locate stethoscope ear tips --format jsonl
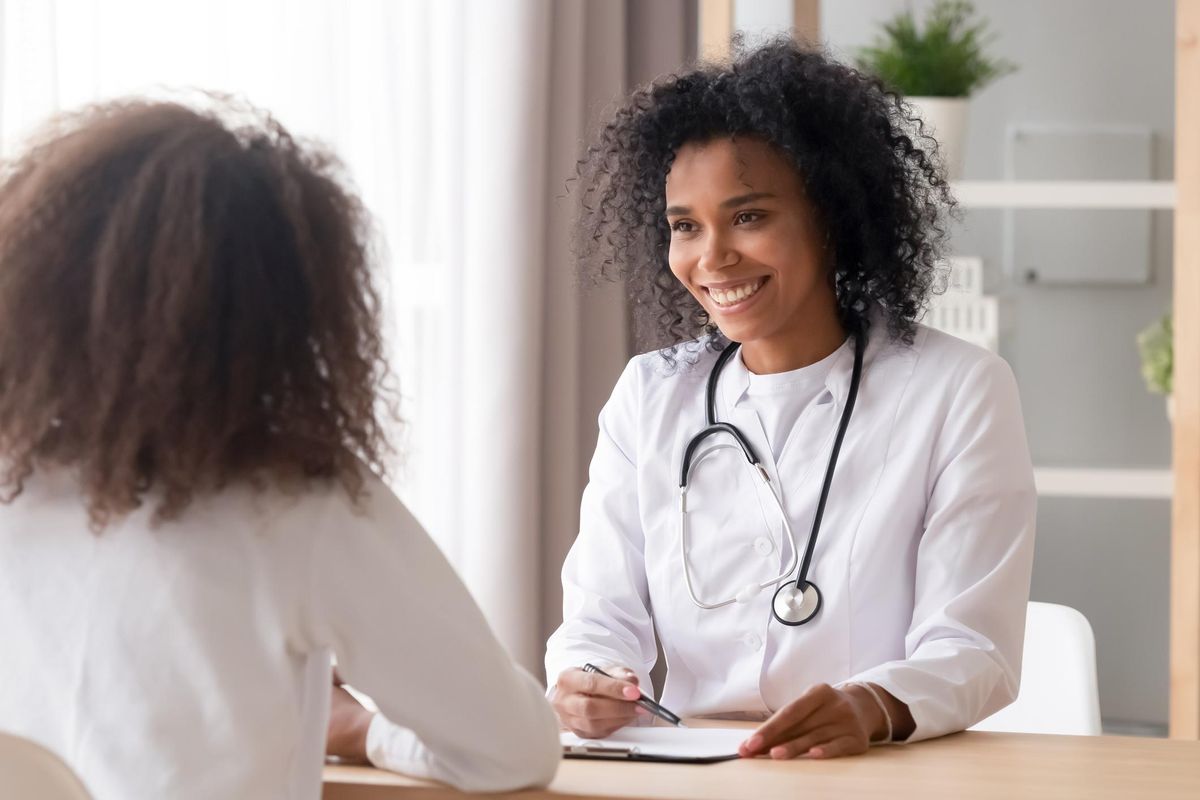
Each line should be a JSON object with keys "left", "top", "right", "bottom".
{"left": 772, "top": 580, "right": 822, "bottom": 626}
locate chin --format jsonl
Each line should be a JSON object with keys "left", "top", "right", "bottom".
{"left": 713, "top": 323, "right": 760, "bottom": 344}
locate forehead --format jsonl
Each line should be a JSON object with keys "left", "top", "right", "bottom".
{"left": 665, "top": 137, "right": 799, "bottom": 198}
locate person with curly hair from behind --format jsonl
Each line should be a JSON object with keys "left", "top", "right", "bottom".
{"left": 0, "top": 100, "right": 559, "bottom": 799}
{"left": 546, "top": 38, "right": 1036, "bottom": 758}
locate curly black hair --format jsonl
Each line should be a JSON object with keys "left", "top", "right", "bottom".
{"left": 573, "top": 36, "right": 954, "bottom": 361}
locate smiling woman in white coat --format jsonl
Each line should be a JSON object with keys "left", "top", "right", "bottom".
{"left": 545, "top": 39, "right": 1036, "bottom": 760}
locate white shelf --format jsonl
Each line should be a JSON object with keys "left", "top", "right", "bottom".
{"left": 952, "top": 181, "right": 1176, "bottom": 209}
{"left": 1034, "top": 467, "right": 1172, "bottom": 499}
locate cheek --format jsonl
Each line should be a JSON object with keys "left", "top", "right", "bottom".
{"left": 667, "top": 244, "right": 693, "bottom": 286}
{"left": 761, "top": 239, "right": 826, "bottom": 288}
{"left": 667, "top": 253, "right": 709, "bottom": 306}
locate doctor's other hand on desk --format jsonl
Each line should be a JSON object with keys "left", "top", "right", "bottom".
{"left": 738, "top": 682, "right": 914, "bottom": 759}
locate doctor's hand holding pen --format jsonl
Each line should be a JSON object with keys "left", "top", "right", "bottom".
{"left": 551, "top": 666, "right": 654, "bottom": 737}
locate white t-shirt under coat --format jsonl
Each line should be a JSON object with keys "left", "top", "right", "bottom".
{"left": 742, "top": 340, "right": 844, "bottom": 463}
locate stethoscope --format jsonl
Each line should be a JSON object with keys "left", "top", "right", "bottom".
{"left": 677, "top": 331, "right": 865, "bottom": 626}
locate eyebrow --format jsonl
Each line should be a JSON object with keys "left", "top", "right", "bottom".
{"left": 664, "top": 192, "right": 777, "bottom": 216}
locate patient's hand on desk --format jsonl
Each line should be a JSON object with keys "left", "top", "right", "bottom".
{"left": 738, "top": 682, "right": 914, "bottom": 760}
{"left": 326, "top": 671, "right": 374, "bottom": 763}
{"left": 552, "top": 666, "right": 648, "bottom": 738}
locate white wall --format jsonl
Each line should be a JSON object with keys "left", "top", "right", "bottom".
{"left": 819, "top": 0, "right": 1175, "bottom": 733}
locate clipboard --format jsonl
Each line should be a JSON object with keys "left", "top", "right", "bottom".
{"left": 560, "top": 728, "right": 746, "bottom": 764}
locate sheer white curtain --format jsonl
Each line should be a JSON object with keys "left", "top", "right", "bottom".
{"left": 0, "top": 0, "right": 632, "bottom": 671}
{"left": 0, "top": 0, "right": 464, "bottom": 551}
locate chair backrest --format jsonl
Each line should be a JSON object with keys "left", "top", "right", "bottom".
{"left": 0, "top": 733, "right": 92, "bottom": 800}
{"left": 971, "top": 601, "right": 1102, "bottom": 735}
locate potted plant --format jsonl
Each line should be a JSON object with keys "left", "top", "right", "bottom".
{"left": 856, "top": 0, "right": 1016, "bottom": 179}
{"left": 1138, "top": 313, "right": 1174, "bottom": 421}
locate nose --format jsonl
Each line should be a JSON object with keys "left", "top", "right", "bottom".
{"left": 697, "top": 229, "right": 739, "bottom": 273}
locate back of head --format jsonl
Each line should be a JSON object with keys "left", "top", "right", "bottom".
{"left": 0, "top": 99, "right": 391, "bottom": 526}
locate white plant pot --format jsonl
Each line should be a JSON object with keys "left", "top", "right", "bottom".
{"left": 906, "top": 96, "right": 969, "bottom": 180}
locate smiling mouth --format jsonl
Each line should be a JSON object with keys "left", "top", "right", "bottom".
{"left": 706, "top": 278, "right": 766, "bottom": 308}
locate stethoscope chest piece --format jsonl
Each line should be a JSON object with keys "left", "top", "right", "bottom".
{"left": 772, "top": 580, "right": 822, "bottom": 626}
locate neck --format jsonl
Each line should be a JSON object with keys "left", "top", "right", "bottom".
{"left": 739, "top": 316, "right": 847, "bottom": 375}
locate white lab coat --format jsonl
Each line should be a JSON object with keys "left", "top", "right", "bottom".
{"left": 545, "top": 323, "right": 1036, "bottom": 741}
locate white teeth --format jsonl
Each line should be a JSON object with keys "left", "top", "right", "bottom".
{"left": 710, "top": 280, "right": 762, "bottom": 307}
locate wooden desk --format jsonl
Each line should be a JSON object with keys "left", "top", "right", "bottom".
{"left": 324, "top": 729, "right": 1200, "bottom": 800}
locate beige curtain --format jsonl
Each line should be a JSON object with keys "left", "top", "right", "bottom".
{"left": 458, "top": 0, "right": 695, "bottom": 675}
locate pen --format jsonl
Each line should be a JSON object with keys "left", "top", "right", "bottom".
{"left": 582, "top": 662, "right": 686, "bottom": 728}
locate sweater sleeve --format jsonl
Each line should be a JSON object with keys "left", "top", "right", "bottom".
{"left": 305, "top": 474, "right": 560, "bottom": 791}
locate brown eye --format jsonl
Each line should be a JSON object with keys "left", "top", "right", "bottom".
{"left": 670, "top": 220, "right": 696, "bottom": 233}
{"left": 734, "top": 211, "right": 762, "bottom": 225}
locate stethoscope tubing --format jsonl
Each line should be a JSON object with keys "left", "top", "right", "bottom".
{"left": 793, "top": 333, "right": 865, "bottom": 590}
{"left": 678, "top": 449, "right": 800, "bottom": 609}
{"left": 676, "top": 331, "right": 865, "bottom": 622}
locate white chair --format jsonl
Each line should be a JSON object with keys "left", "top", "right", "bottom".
{"left": 0, "top": 733, "right": 92, "bottom": 800}
{"left": 971, "top": 601, "right": 1103, "bottom": 735}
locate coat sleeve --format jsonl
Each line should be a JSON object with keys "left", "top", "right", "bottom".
{"left": 305, "top": 474, "right": 560, "bottom": 792}
{"left": 841, "top": 354, "right": 1037, "bottom": 741}
{"left": 544, "top": 358, "right": 659, "bottom": 694}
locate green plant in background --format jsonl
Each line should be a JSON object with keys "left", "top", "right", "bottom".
{"left": 856, "top": 0, "right": 1016, "bottom": 97}
{"left": 1137, "top": 313, "right": 1173, "bottom": 396}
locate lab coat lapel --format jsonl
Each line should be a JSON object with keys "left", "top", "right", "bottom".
{"left": 717, "top": 348, "right": 777, "bottom": 483}
{"left": 788, "top": 328, "right": 908, "bottom": 577}
{"left": 715, "top": 348, "right": 793, "bottom": 565}
{"left": 774, "top": 340, "right": 854, "bottom": 475}
{"left": 722, "top": 340, "right": 858, "bottom": 572}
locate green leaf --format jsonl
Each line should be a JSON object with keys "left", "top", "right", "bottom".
{"left": 855, "top": 0, "right": 1017, "bottom": 97}
{"left": 1137, "top": 314, "right": 1173, "bottom": 396}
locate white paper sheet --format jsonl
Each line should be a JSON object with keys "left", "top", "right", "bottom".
{"left": 561, "top": 727, "right": 748, "bottom": 760}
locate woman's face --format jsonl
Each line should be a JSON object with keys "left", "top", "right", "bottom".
{"left": 664, "top": 137, "right": 840, "bottom": 366}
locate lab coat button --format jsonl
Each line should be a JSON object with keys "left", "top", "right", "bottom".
{"left": 743, "top": 633, "right": 762, "bottom": 651}
{"left": 753, "top": 537, "right": 774, "bottom": 556}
